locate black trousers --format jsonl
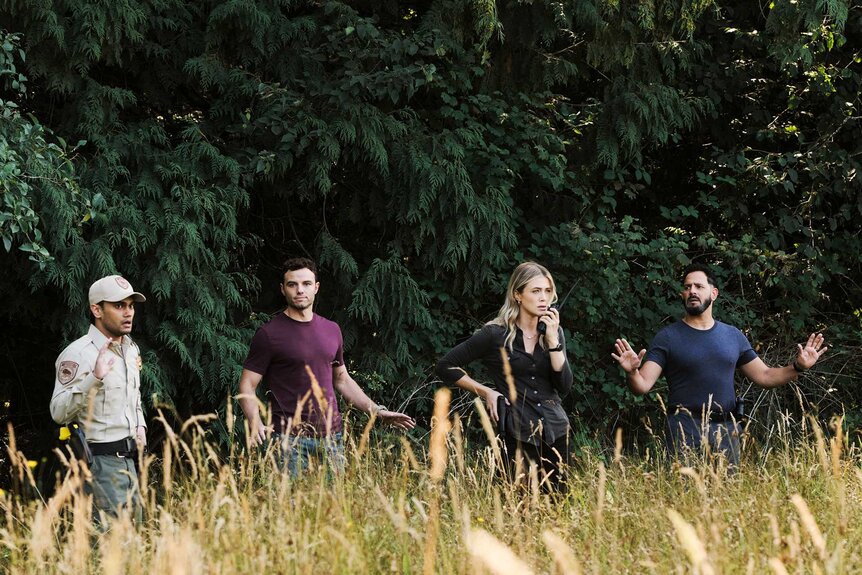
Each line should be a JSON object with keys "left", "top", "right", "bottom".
{"left": 501, "top": 433, "right": 570, "bottom": 490}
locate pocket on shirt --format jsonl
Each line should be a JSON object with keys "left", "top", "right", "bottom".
{"left": 97, "top": 381, "right": 124, "bottom": 419}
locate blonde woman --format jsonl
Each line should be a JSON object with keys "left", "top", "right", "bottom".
{"left": 436, "top": 262, "right": 573, "bottom": 487}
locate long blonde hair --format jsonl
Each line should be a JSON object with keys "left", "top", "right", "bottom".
{"left": 488, "top": 262, "right": 558, "bottom": 351}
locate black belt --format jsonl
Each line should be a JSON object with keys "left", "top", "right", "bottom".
{"left": 89, "top": 437, "right": 137, "bottom": 457}
{"left": 673, "top": 406, "right": 736, "bottom": 423}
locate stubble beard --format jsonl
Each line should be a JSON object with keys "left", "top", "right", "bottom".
{"left": 287, "top": 298, "right": 312, "bottom": 312}
{"left": 99, "top": 319, "right": 131, "bottom": 339}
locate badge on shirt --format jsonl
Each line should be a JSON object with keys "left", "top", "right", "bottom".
{"left": 58, "top": 361, "right": 79, "bottom": 385}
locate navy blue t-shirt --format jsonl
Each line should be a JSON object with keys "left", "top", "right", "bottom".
{"left": 644, "top": 320, "right": 758, "bottom": 412}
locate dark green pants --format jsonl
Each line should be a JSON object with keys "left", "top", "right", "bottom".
{"left": 87, "top": 454, "right": 142, "bottom": 525}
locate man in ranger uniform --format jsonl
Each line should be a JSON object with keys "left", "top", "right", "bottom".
{"left": 51, "top": 275, "right": 148, "bottom": 523}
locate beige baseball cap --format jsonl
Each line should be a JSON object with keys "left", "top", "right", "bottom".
{"left": 88, "top": 275, "right": 147, "bottom": 305}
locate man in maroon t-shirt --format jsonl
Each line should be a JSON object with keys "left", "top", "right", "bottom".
{"left": 239, "top": 257, "right": 415, "bottom": 474}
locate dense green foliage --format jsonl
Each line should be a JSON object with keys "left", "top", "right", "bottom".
{"left": 0, "top": 0, "right": 859, "bottom": 446}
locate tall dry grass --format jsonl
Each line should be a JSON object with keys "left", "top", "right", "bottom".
{"left": 2, "top": 399, "right": 862, "bottom": 574}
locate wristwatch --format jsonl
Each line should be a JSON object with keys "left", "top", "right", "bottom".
{"left": 548, "top": 343, "right": 564, "bottom": 352}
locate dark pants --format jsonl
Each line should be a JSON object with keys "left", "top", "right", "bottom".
{"left": 666, "top": 411, "right": 741, "bottom": 467}
{"left": 502, "top": 433, "right": 570, "bottom": 490}
{"left": 87, "top": 454, "right": 142, "bottom": 526}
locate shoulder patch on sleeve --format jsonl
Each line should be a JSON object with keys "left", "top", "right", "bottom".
{"left": 58, "top": 361, "right": 79, "bottom": 385}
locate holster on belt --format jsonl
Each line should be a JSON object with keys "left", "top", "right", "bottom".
{"left": 65, "top": 422, "right": 93, "bottom": 465}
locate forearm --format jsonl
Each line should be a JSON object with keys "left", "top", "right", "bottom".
{"left": 238, "top": 379, "right": 263, "bottom": 427}
{"left": 452, "top": 374, "right": 497, "bottom": 400}
{"left": 755, "top": 365, "right": 799, "bottom": 388}
{"left": 334, "top": 375, "right": 378, "bottom": 413}
{"left": 626, "top": 369, "right": 653, "bottom": 395}
{"left": 549, "top": 350, "right": 566, "bottom": 372}
{"left": 238, "top": 394, "right": 262, "bottom": 427}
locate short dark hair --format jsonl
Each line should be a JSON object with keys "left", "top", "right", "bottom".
{"left": 682, "top": 263, "right": 718, "bottom": 287}
{"left": 282, "top": 257, "right": 318, "bottom": 281}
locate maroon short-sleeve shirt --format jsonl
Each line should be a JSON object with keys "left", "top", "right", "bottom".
{"left": 243, "top": 313, "right": 344, "bottom": 435}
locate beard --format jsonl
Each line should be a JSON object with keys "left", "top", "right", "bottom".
{"left": 684, "top": 296, "right": 713, "bottom": 316}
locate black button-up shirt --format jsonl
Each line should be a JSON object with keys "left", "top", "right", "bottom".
{"left": 436, "top": 323, "right": 572, "bottom": 446}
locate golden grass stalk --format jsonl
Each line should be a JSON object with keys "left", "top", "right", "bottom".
{"left": 790, "top": 493, "right": 827, "bottom": 560}
{"left": 423, "top": 387, "right": 451, "bottom": 575}
{"left": 809, "top": 416, "right": 830, "bottom": 475}
{"left": 356, "top": 409, "right": 377, "bottom": 460}
{"left": 467, "top": 528, "right": 535, "bottom": 575}
{"left": 529, "top": 460, "right": 540, "bottom": 505}
{"left": 100, "top": 519, "right": 130, "bottom": 575}
{"left": 429, "top": 387, "right": 452, "bottom": 482}
{"left": 473, "top": 397, "right": 503, "bottom": 473}
{"left": 5, "top": 424, "right": 38, "bottom": 491}
{"left": 163, "top": 436, "right": 173, "bottom": 498}
{"left": 613, "top": 427, "right": 623, "bottom": 467}
{"left": 422, "top": 490, "right": 442, "bottom": 575}
{"left": 66, "top": 484, "right": 92, "bottom": 573}
{"left": 151, "top": 512, "right": 203, "bottom": 575}
{"left": 829, "top": 415, "right": 844, "bottom": 478}
{"left": 542, "top": 530, "right": 584, "bottom": 575}
{"left": 678, "top": 466, "right": 707, "bottom": 498}
{"left": 666, "top": 508, "right": 714, "bottom": 575}
{"left": 305, "top": 364, "right": 333, "bottom": 434}
{"left": 768, "top": 557, "right": 790, "bottom": 575}
{"left": 28, "top": 468, "right": 81, "bottom": 565}
{"left": 226, "top": 393, "right": 235, "bottom": 447}
{"left": 399, "top": 436, "right": 420, "bottom": 471}
{"left": 499, "top": 347, "right": 517, "bottom": 403}
{"left": 452, "top": 413, "right": 466, "bottom": 475}
{"left": 595, "top": 461, "right": 606, "bottom": 526}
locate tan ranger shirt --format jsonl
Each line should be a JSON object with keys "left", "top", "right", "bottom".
{"left": 50, "top": 325, "right": 146, "bottom": 442}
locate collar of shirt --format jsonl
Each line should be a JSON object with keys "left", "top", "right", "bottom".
{"left": 86, "top": 324, "right": 130, "bottom": 354}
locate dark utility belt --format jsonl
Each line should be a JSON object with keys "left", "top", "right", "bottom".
{"left": 672, "top": 406, "right": 738, "bottom": 423}
{"left": 88, "top": 437, "right": 137, "bottom": 457}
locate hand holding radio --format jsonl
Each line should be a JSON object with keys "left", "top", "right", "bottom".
{"left": 537, "top": 304, "right": 560, "bottom": 346}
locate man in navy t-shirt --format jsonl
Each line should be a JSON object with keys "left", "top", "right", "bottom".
{"left": 612, "top": 263, "right": 827, "bottom": 465}
{"left": 238, "top": 257, "right": 415, "bottom": 475}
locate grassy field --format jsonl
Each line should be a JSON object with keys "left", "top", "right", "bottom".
{"left": 2, "top": 394, "right": 860, "bottom": 574}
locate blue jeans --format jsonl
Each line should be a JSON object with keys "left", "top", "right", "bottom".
{"left": 666, "top": 412, "right": 741, "bottom": 467}
{"left": 272, "top": 432, "right": 345, "bottom": 477}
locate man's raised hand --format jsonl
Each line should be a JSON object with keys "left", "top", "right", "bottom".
{"left": 611, "top": 338, "right": 646, "bottom": 374}
{"left": 93, "top": 340, "right": 116, "bottom": 380}
{"left": 796, "top": 332, "right": 828, "bottom": 371}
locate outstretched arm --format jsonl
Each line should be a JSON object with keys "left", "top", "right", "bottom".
{"left": 333, "top": 365, "right": 415, "bottom": 430}
{"left": 611, "top": 338, "right": 663, "bottom": 395}
{"left": 740, "top": 332, "right": 827, "bottom": 388}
